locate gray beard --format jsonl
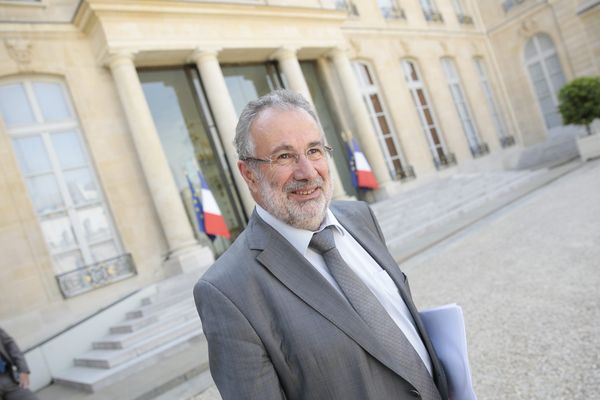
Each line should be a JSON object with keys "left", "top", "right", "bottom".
{"left": 257, "top": 173, "right": 332, "bottom": 231}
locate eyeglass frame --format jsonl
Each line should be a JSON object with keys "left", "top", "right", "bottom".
{"left": 240, "top": 143, "right": 333, "bottom": 168}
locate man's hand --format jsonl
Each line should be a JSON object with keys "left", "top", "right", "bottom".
{"left": 19, "top": 372, "right": 30, "bottom": 389}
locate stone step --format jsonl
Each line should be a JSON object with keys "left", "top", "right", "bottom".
{"left": 93, "top": 303, "right": 197, "bottom": 350}
{"left": 127, "top": 290, "right": 192, "bottom": 319}
{"left": 110, "top": 297, "right": 195, "bottom": 334}
{"left": 52, "top": 329, "right": 206, "bottom": 393}
{"left": 75, "top": 319, "right": 200, "bottom": 369}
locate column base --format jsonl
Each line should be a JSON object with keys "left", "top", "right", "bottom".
{"left": 163, "top": 244, "right": 215, "bottom": 277}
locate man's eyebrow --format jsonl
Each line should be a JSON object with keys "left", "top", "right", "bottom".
{"left": 269, "top": 141, "right": 323, "bottom": 154}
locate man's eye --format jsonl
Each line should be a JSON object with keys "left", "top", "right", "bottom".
{"left": 276, "top": 153, "right": 293, "bottom": 160}
{"left": 307, "top": 147, "right": 323, "bottom": 156}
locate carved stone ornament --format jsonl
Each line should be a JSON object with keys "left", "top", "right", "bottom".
{"left": 518, "top": 19, "right": 538, "bottom": 37}
{"left": 397, "top": 40, "right": 411, "bottom": 55}
{"left": 4, "top": 39, "right": 33, "bottom": 64}
{"left": 439, "top": 40, "right": 449, "bottom": 54}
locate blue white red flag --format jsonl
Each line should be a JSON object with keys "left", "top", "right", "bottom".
{"left": 346, "top": 137, "right": 379, "bottom": 189}
{"left": 197, "top": 171, "right": 231, "bottom": 240}
{"left": 186, "top": 174, "right": 206, "bottom": 236}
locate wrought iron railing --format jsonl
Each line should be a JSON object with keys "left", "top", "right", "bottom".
{"left": 423, "top": 10, "right": 444, "bottom": 22}
{"left": 56, "top": 253, "right": 136, "bottom": 298}
{"left": 457, "top": 13, "right": 474, "bottom": 24}
{"left": 470, "top": 142, "right": 490, "bottom": 158}
{"left": 500, "top": 135, "right": 516, "bottom": 148}
{"left": 396, "top": 164, "right": 416, "bottom": 180}
{"left": 335, "top": 0, "right": 359, "bottom": 16}
{"left": 381, "top": 6, "right": 406, "bottom": 20}
{"left": 434, "top": 152, "right": 457, "bottom": 169}
{"left": 502, "top": 0, "right": 526, "bottom": 13}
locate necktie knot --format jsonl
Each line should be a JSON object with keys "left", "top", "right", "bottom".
{"left": 309, "top": 226, "right": 336, "bottom": 254}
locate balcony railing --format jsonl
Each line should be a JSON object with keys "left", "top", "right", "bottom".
{"left": 457, "top": 13, "right": 473, "bottom": 24}
{"left": 502, "top": 0, "right": 526, "bottom": 13}
{"left": 56, "top": 253, "right": 136, "bottom": 298}
{"left": 335, "top": 0, "right": 359, "bottom": 16}
{"left": 500, "top": 135, "right": 516, "bottom": 148}
{"left": 434, "top": 152, "right": 457, "bottom": 170}
{"left": 470, "top": 142, "right": 490, "bottom": 158}
{"left": 380, "top": 6, "right": 406, "bottom": 20}
{"left": 423, "top": 10, "right": 444, "bottom": 22}
{"left": 396, "top": 164, "right": 416, "bottom": 180}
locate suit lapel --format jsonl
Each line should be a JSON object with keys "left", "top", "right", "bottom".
{"left": 334, "top": 204, "right": 449, "bottom": 399}
{"left": 246, "top": 211, "right": 423, "bottom": 388}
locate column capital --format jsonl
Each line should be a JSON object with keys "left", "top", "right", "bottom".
{"left": 105, "top": 50, "right": 137, "bottom": 69}
{"left": 188, "top": 47, "right": 223, "bottom": 64}
{"left": 270, "top": 46, "right": 299, "bottom": 62}
{"left": 325, "top": 46, "right": 354, "bottom": 61}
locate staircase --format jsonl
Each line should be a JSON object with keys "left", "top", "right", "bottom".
{"left": 50, "top": 271, "right": 209, "bottom": 396}
{"left": 371, "top": 167, "right": 574, "bottom": 262}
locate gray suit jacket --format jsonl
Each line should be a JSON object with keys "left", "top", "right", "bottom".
{"left": 194, "top": 201, "right": 448, "bottom": 400}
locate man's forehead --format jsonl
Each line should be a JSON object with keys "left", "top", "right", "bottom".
{"left": 251, "top": 107, "right": 321, "bottom": 145}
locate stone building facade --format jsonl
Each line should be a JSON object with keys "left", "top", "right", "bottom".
{"left": 0, "top": 0, "right": 597, "bottom": 350}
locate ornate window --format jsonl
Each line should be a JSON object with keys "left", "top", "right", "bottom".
{"left": 353, "top": 62, "right": 414, "bottom": 180}
{"left": 378, "top": 0, "right": 405, "bottom": 19}
{"left": 524, "top": 33, "right": 567, "bottom": 129}
{"left": 401, "top": 59, "right": 455, "bottom": 169}
{"left": 0, "top": 78, "right": 131, "bottom": 297}
{"left": 473, "top": 57, "right": 514, "bottom": 148}
{"left": 440, "top": 57, "right": 488, "bottom": 157}
{"left": 420, "top": 0, "right": 443, "bottom": 22}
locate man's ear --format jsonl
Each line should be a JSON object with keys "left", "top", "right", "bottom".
{"left": 238, "top": 160, "right": 259, "bottom": 193}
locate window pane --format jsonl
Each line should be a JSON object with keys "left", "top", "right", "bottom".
{"left": 13, "top": 136, "right": 51, "bottom": 174}
{"left": 417, "top": 89, "right": 427, "bottom": 106}
{"left": 64, "top": 168, "right": 99, "bottom": 206}
{"left": 361, "top": 64, "right": 374, "bottom": 85}
{"left": 53, "top": 250, "right": 84, "bottom": 274}
{"left": 423, "top": 108, "right": 434, "bottom": 125}
{"left": 537, "top": 34, "right": 554, "bottom": 52}
{"left": 27, "top": 174, "right": 64, "bottom": 214}
{"left": 377, "top": 115, "right": 390, "bottom": 134}
{"left": 430, "top": 127, "right": 441, "bottom": 145}
{"left": 524, "top": 40, "right": 537, "bottom": 61}
{"left": 90, "top": 240, "right": 119, "bottom": 263}
{"left": 33, "top": 82, "right": 71, "bottom": 122}
{"left": 370, "top": 94, "right": 383, "bottom": 113}
{"left": 385, "top": 137, "right": 398, "bottom": 156}
{"left": 392, "top": 159, "right": 403, "bottom": 173}
{"left": 79, "top": 206, "right": 111, "bottom": 243}
{"left": 51, "top": 131, "right": 86, "bottom": 169}
{"left": 40, "top": 215, "right": 77, "bottom": 253}
{"left": 0, "top": 83, "right": 35, "bottom": 127}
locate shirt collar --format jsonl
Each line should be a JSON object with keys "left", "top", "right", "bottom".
{"left": 255, "top": 204, "right": 344, "bottom": 256}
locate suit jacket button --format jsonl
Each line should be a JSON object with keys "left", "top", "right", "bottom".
{"left": 410, "top": 389, "right": 420, "bottom": 398}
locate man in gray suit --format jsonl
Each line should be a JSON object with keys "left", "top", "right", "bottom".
{"left": 0, "top": 327, "right": 38, "bottom": 400}
{"left": 194, "top": 89, "right": 448, "bottom": 400}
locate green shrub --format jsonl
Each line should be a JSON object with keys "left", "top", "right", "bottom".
{"left": 558, "top": 76, "right": 600, "bottom": 136}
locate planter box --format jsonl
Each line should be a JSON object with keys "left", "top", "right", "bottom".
{"left": 576, "top": 133, "right": 600, "bottom": 161}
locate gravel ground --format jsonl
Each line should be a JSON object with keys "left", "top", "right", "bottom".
{"left": 403, "top": 160, "right": 600, "bottom": 399}
{"left": 192, "top": 160, "right": 600, "bottom": 400}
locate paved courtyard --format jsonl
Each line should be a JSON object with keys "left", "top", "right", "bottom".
{"left": 402, "top": 159, "right": 600, "bottom": 399}
{"left": 193, "top": 160, "right": 600, "bottom": 400}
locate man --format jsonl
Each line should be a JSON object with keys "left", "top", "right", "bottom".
{"left": 194, "top": 89, "right": 448, "bottom": 400}
{"left": 0, "top": 328, "right": 38, "bottom": 400}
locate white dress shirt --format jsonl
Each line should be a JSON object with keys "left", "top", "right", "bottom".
{"left": 256, "top": 205, "right": 433, "bottom": 375}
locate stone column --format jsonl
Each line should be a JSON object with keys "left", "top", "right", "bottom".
{"left": 271, "top": 46, "right": 314, "bottom": 104}
{"left": 189, "top": 49, "right": 255, "bottom": 216}
{"left": 328, "top": 48, "right": 393, "bottom": 192}
{"left": 272, "top": 47, "right": 348, "bottom": 199}
{"left": 107, "top": 52, "right": 213, "bottom": 274}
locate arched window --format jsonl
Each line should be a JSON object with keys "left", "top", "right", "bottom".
{"left": 401, "top": 59, "right": 455, "bottom": 169}
{"left": 524, "top": 33, "right": 567, "bottom": 129}
{"left": 352, "top": 61, "right": 413, "bottom": 179}
{"left": 473, "top": 57, "right": 514, "bottom": 147}
{"left": 440, "top": 57, "right": 488, "bottom": 157}
{"left": 0, "top": 77, "right": 129, "bottom": 296}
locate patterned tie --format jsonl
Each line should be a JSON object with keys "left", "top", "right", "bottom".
{"left": 310, "top": 227, "right": 441, "bottom": 400}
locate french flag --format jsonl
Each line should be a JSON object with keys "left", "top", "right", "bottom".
{"left": 346, "top": 138, "right": 379, "bottom": 189}
{"left": 198, "top": 171, "right": 231, "bottom": 240}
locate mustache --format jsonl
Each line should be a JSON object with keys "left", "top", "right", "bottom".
{"left": 284, "top": 177, "right": 324, "bottom": 193}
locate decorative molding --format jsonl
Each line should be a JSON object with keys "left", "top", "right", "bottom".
{"left": 397, "top": 40, "right": 411, "bottom": 56}
{"left": 4, "top": 39, "right": 33, "bottom": 65}
{"left": 518, "top": 19, "right": 538, "bottom": 37}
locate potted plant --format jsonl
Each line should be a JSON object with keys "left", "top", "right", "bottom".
{"left": 558, "top": 76, "right": 600, "bottom": 161}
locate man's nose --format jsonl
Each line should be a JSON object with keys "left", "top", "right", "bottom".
{"left": 292, "top": 154, "right": 318, "bottom": 180}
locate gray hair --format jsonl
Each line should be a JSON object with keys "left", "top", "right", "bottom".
{"left": 234, "top": 89, "right": 321, "bottom": 160}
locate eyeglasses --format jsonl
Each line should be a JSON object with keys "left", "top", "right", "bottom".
{"left": 241, "top": 144, "right": 333, "bottom": 167}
